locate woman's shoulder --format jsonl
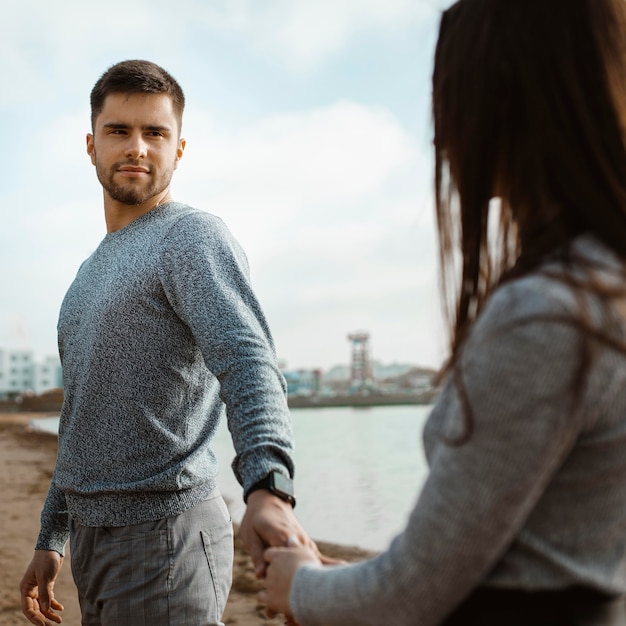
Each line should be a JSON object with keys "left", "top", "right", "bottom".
{"left": 484, "top": 271, "right": 574, "bottom": 326}
{"left": 486, "top": 235, "right": 625, "bottom": 324}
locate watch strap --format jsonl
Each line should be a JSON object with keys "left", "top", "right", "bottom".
{"left": 244, "top": 470, "right": 296, "bottom": 508}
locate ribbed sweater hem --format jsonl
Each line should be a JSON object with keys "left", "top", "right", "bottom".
{"left": 65, "top": 480, "right": 218, "bottom": 527}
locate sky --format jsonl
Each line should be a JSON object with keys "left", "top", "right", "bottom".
{"left": 0, "top": 0, "right": 453, "bottom": 373}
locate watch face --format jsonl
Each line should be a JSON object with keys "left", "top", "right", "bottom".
{"left": 272, "top": 471, "right": 295, "bottom": 498}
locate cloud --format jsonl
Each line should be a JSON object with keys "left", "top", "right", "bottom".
{"left": 177, "top": 99, "right": 419, "bottom": 258}
{"left": 0, "top": 0, "right": 440, "bottom": 101}
{"left": 170, "top": 99, "right": 441, "bottom": 369}
{"left": 200, "top": 0, "right": 436, "bottom": 71}
{"left": 0, "top": 0, "right": 447, "bottom": 370}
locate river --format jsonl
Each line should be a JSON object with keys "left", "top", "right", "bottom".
{"left": 30, "top": 404, "right": 432, "bottom": 551}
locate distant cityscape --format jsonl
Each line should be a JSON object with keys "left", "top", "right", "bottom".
{"left": 0, "top": 331, "right": 439, "bottom": 410}
{"left": 281, "top": 332, "right": 438, "bottom": 406}
{"left": 282, "top": 361, "right": 437, "bottom": 408}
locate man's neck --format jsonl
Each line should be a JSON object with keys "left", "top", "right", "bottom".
{"left": 104, "top": 190, "right": 173, "bottom": 233}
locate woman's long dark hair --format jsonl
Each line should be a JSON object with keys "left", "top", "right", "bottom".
{"left": 433, "top": 0, "right": 626, "bottom": 439}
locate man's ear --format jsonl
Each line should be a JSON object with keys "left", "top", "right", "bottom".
{"left": 174, "top": 138, "right": 186, "bottom": 168}
{"left": 86, "top": 133, "right": 96, "bottom": 165}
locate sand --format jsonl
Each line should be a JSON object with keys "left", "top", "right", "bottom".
{"left": 0, "top": 413, "right": 374, "bottom": 626}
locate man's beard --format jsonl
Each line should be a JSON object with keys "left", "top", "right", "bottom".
{"left": 96, "top": 160, "right": 175, "bottom": 206}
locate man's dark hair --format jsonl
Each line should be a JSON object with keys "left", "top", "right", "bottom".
{"left": 90, "top": 60, "right": 185, "bottom": 133}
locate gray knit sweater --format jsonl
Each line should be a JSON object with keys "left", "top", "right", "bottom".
{"left": 36, "top": 202, "right": 294, "bottom": 555}
{"left": 291, "top": 236, "right": 626, "bottom": 625}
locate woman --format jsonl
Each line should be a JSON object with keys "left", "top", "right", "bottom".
{"left": 260, "top": 0, "right": 626, "bottom": 624}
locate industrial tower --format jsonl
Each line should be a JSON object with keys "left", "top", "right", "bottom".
{"left": 347, "top": 331, "right": 372, "bottom": 390}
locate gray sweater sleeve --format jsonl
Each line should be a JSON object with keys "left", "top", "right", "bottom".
{"left": 35, "top": 480, "right": 69, "bottom": 555}
{"left": 290, "top": 282, "right": 589, "bottom": 625}
{"left": 158, "top": 212, "right": 294, "bottom": 489}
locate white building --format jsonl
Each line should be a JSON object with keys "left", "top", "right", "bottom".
{"left": 0, "top": 349, "right": 34, "bottom": 396}
{"left": 32, "top": 355, "right": 63, "bottom": 394}
{"left": 0, "top": 349, "right": 62, "bottom": 396}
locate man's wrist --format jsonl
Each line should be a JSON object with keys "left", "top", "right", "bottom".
{"left": 245, "top": 470, "right": 296, "bottom": 508}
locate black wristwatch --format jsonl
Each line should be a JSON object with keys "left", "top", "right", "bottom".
{"left": 245, "top": 470, "right": 296, "bottom": 508}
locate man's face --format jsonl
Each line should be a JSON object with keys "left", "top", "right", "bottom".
{"left": 87, "top": 93, "right": 184, "bottom": 207}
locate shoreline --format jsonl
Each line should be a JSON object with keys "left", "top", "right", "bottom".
{"left": 0, "top": 413, "right": 375, "bottom": 626}
{"left": 3, "top": 388, "right": 439, "bottom": 414}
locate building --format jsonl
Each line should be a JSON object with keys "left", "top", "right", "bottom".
{"left": 32, "top": 355, "right": 63, "bottom": 395}
{"left": 0, "top": 349, "right": 34, "bottom": 396}
{"left": 282, "top": 368, "right": 322, "bottom": 397}
{"left": 0, "top": 348, "right": 62, "bottom": 397}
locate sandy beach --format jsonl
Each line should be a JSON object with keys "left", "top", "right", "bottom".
{"left": 0, "top": 412, "right": 374, "bottom": 626}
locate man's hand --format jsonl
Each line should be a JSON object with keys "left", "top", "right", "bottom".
{"left": 19, "top": 550, "right": 65, "bottom": 625}
{"left": 239, "top": 490, "right": 318, "bottom": 578}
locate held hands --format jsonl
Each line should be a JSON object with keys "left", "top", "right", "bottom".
{"left": 259, "top": 538, "right": 321, "bottom": 623}
{"left": 240, "top": 492, "right": 345, "bottom": 623}
{"left": 19, "top": 550, "right": 64, "bottom": 625}
{"left": 239, "top": 490, "right": 320, "bottom": 624}
{"left": 239, "top": 490, "right": 319, "bottom": 577}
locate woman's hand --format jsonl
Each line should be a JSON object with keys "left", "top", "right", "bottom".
{"left": 259, "top": 538, "right": 321, "bottom": 622}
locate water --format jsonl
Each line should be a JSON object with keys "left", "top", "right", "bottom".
{"left": 30, "top": 404, "right": 432, "bottom": 551}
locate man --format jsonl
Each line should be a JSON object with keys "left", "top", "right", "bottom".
{"left": 19, "top": 59, "right": 312, "bottom": 626}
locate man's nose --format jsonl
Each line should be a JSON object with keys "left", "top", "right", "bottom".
{"left": 125, "top": 135, "right": 148, "bottom": 159}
